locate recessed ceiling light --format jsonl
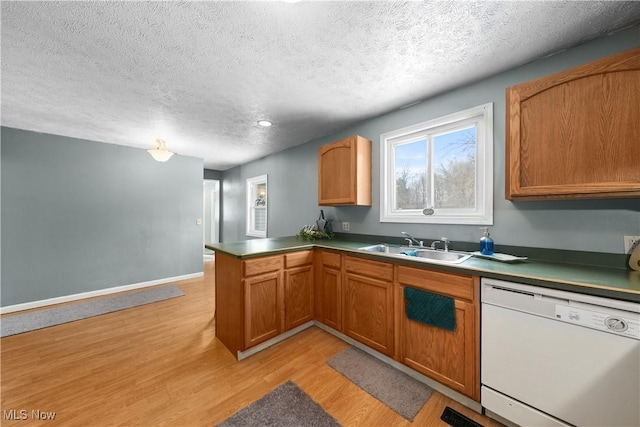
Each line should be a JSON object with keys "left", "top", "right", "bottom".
{"left": 258, "top": 120, "right": 273, "bottom": 127}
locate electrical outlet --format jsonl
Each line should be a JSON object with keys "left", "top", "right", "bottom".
{"left": 342, "top": 222, "right": 350, "bottom": 232}
{"left": 624, "top": 236, "right": 640, "bottom": 254}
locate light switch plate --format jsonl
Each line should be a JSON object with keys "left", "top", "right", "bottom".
{"left": 196, "top": 218, "right": 202, "bottom": 225}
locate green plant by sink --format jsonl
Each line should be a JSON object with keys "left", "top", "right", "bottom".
{"left": 296, "top": 226, "right": 335, "bottom": 241}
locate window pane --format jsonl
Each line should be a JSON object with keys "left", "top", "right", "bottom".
{"left": 246, "top": 174, "right": 267, "bottom": 238}
{"left": 381, "top": 103, "right": 492, "bottom": 224}
{"left": 394, "top": 139, "right": 428, "bottom": 210}
{"left": 254, "top": 183, "right": 267, "bottom": 206}
{"left": 252, "top": 207, "right": 266, "bottom": 232}
{"left": 433, "top": 126, "right": 476, "bottom": 209}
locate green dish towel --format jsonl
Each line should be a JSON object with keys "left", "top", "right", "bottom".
{"left": 404, "top": 287, "right": 456, "bottom": 331}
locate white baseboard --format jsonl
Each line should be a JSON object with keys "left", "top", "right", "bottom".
{"left": 0, "top": 272, "right": 204, "bottom": 315}
{"left": 237, "top": 321, "right": 315, "bottom": 361}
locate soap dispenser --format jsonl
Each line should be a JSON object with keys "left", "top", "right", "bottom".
{"left": 480, "top": 227, "right": 494, "bottom": 255}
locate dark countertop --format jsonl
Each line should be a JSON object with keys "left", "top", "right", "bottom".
{"left": 206, "top": 236, "right": 640, "bottom": 303}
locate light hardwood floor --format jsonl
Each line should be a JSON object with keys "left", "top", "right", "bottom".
{"left": 1, "top": 259, "right": 503, "bottom": 427}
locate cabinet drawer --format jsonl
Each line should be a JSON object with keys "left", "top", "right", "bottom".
{"left": 243, "top": 255, "right": 284, "bottom": 277}
{"left": 397, "top": 266, "right": 474, "bottom": 301}
{"left": 345, "top": 256, "right": 393, "bottom": 282}
{"left": 321, "top": 251, "right": 342, "bottom": 269}
{"left": 285, "top": 250, "right": 313, "bottom": 268}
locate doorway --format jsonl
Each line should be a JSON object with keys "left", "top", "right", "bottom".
{"left": 203, "top": 180, "right": 220, "bottom": 260}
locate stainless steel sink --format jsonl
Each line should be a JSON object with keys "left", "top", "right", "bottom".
{"left": 358, "top": 244, "right": 471, "bottom": 264}
{"left": 414, "top": 249, "right": 471, "bottom": 263}
{"left": 358, "top": 244, "right": 410, "bottom": 255}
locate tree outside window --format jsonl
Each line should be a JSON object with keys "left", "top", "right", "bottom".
{"left": 381, "top": 103, "right": 493, "bottom": 225}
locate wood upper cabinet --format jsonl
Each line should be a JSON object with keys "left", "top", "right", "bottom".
{"left": 506, "top": 47, "right": 640, "bottom": 200}
{"left": 344, "top": 256, "right": 394, "bottom": 357}
{"left": 318, "top": 135, "right": 372, "bottom": 206}
{"left": 397, "top": 266, "right": 480, "bottom": 401}
{"left": 314, "top": 250, "right": 343, "bottom": 331}
{"left": 284, "top": 251, "right": 314, "bottom": 331}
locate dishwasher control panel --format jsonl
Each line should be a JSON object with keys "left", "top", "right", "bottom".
{"left": 555, "top": 305, "right": 640, "bottom": 339}
{"left": 482, "top": 278, "right": 640, "bottom": 341}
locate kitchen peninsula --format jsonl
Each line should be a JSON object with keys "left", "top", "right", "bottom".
{"left": 207, "top": 236, "right": 639, "bottom": 407}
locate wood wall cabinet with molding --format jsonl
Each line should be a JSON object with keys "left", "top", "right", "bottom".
{"left": 318, "top": 135, "right": 372, "bottom": 206}
{"left": 314, "top": 250, "right": 343, "bottom": 331}
{"left": 506, "top": 47, "right": 640, "bottom": 200}
{"left": 344, "top": 255, "right": 395, "bottom": 357}
{"left": 396, "top": 266, "right": 480, "bottom": 401}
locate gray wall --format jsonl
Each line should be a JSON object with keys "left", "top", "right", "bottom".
{"left": 204, "top": 169, "right": 222, "bottom": 180}
{"left": 1, "top": 127, "right": 204, "bottom": 307}
{"left": 221, "top": 26, "right": 640, "bottom": 254}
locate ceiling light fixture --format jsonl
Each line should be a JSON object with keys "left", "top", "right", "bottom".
{"left": 148, "top": 138, "right": 174, "bottom": 162}
{"left": 257, "top": 120, "right": 273, "bottom": 127}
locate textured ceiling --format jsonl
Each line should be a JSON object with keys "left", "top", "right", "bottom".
{"left": 2, "top": 1, "right": 639, "bottom": 170}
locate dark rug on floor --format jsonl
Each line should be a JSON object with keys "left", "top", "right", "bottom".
{"left": 216, "top": 381, "right": 341, "bottom": 427}
{"left": 441, "top": 406, "right": 484, "bottom": 427}
{"left": 1, "top": 285, "right": 184, "bottom": 337}
{"left": 327, "top": 346, "right": 433, "bottom": 421}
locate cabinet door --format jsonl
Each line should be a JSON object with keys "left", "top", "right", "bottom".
{"left": 284, "top": 265, "right": 313, "bottom": 331}
{"left": 318, "top": 135, "right": 372, "bottom": 206}
{"left": 244, "top": 272, "right": 282, "bottom": 349}
{"left": 316, "top": 266, "right": 342, "bottom": 331}
{"left": 344, "top": 272, "right": 394, "bottom": 356}
{"left": 506, "top": 47, "right": 640, "bottom": 200}
{"left": 400, "top": 292, "right": 478, "bottom": 400}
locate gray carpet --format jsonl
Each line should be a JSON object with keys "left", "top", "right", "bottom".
{"left": 217, "top": 381, "right": 341, "bottom": 427}
{"left": 327, "top": 346, "right": 433, "bottom": 421}
{"left": 1, "top": 285, "right": 184, "bottom": 338}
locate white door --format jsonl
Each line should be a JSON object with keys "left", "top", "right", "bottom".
{"left": 203, "top": 180, "right": 220, "bottom": 254}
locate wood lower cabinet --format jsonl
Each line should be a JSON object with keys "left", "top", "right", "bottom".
{"left": 284, "top": 251, "right": 314, "bottom": 331}
{"left": 215, "top": 250, "right": 313, "bottom": 356}
{"left": 397, "top": 266, "right": 480, "bottom": 401}
{"left": 217, "top": 247, "right": 479, "bottom": 401}
{"left": 242, "top": 255, "right": 284, "bottom": 349}
{"left": 344, "top": 256, "right": 394, "bottom": 356}
{"left": 244, "top": 270, "right": 282, "bottom": 348}
{"left": 314, "top": 250, "right": 343, "bottom": 331}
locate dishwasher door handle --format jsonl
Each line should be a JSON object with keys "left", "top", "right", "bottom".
{"left": 538, "top": 294, "right": 570, "bottom": 305}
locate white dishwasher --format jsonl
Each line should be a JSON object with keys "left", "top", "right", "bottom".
{"left": 481, "top": 278, "right": 640, "bottom": 427}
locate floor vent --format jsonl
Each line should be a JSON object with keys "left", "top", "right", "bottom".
{"left": 440, "top": 406, "right": 484, "bottom": 427}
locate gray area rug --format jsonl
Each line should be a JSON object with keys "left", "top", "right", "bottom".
{"left": 1, "top": 285, "right": 184, "bottom": 338}
{"left": 217, "top": 381, "right": 341, "bottom": 427}
{"left": 327, "top": 346, "right": 433, "bottom": 421}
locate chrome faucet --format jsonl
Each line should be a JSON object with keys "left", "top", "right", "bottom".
{"left": 431, "top": 237, "right": 450, "bottom": 251}
{"left": 401, "top": 232, "right": 423, "bottom": 247}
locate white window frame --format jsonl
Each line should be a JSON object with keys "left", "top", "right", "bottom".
{"left": 246, "top": 174, "right": 268, "bottom": 238}
{"left": 380, "top": 103, "right": 493, "bottom": 225}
